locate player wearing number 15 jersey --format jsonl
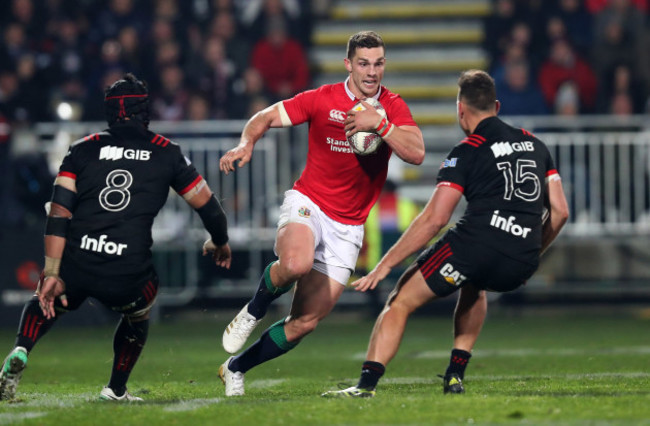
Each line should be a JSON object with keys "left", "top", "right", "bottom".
{"left": 323, "top": 70, "right": 569, "bottom": 398}
{"left": 0, "top": 73, "right": 232, "bottom": 402}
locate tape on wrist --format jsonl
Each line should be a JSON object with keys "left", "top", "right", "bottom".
{"left": 375, "top": 117, "right": 387, "bottom": 134}
{"left": 379, "top": 121, "right": 394, "bottom": 138}
{"left": 43, "top": 256, "right": 61, "bottom": 278}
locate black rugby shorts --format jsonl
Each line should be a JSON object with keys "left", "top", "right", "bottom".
{"left": 57, "top": 260, "right": 159, "bottom": 315}
{"left": 415, "top": 235, "right": 538, "bottom": 297}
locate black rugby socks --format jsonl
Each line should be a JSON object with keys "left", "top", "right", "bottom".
{"left": 229, "top": 319, "right": 297, "bottom": 373}
{"left": 108, "top": 317, "right": 149, "bottom": 396}
{"left": 445, "top": 348, "right": 472, "bottom": 379}
{"left": 357, "top": 361, "right": 386, "bottom": 390}
{"left": 15, "top": 298, "right": 58, "bottom": 352}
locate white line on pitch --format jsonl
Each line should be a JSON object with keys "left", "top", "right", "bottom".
{"left": 0, "top": 412, "right": 47, "bottom": 425}
{"left": 352, "top": 346, "right": 650, "bottom": 360}
{"left": 248, "top": 379, "right": 287, "bottom": 389}
{"left": 163, "top": 398, "right": 222, "bottom": 412}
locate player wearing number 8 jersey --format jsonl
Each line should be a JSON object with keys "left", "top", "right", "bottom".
{"left": 322, "top": 70, "right": 569, "bottom": 398}
{"left": 0, "top": 73, "right": 232, "bottom": 402}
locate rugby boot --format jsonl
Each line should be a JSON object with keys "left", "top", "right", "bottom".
{"left": 442, "top": 373, "right": 465, "bottom": 394}
{"left": 0, "top": 347, "right": 28, "bottom": 401}
{"left": 219, "top": 356, "right": 245, "bottom": 396}
{"left": 222, "top": 303, "right": 261, "bottom": 354}
{"left": 99, "top": 386, "right": 143, "bottom": 401}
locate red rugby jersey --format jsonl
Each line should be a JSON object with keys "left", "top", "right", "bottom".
{"left": 282, "top": 81, "right": 417, "bottom": 225}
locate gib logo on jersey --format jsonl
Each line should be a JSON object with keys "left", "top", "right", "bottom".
{"left": 491, "top": 141, "right": 535, "bottom": 158}
{"left": 80, "top": 234, "right": 128, "bottom": 255}
{"left": 100, "top": 146, "right": 151, "bottom": 161}
{"left": 328, "top": 109, "right": 346, "bottom": 124}
{"left": 439, "top": 263, "right": 467, "bottom": 286}
{"left": 490, "top": 210, "right": 532, "bottom": 238}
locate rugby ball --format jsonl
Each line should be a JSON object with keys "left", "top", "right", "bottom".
{"left": 347, "top": 98, "right": 386, "bottom": 156}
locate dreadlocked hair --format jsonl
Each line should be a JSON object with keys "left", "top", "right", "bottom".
{"left": 104, "top": 73, "right": 150, "bottom": 127}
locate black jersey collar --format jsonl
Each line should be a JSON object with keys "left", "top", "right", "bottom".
{"left": 108, "top": 121, "right": 149, "bottom": 138}
{"left": 472, "top": 116, "right": 500, "bottom": 135}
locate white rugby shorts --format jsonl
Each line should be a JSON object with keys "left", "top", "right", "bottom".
{"left": 276, "top": 190, "right": 364, "bottom": 285}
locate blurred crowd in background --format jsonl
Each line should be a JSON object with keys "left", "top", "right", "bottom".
{"left": 2, "top": 0, "right": 650, "bottom": 128}
{"left": 0, "top": 0, "right": 324, "bottom": 227}
{"left": 487, "top": 0, "right": 650, "bottom": 116}
{"left": 1, "top": 0, "right": 650, "bottom": 228}
{"left": 0, "top": 0, "right": 319, "bottom": 127}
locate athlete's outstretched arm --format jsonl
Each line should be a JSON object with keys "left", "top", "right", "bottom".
{"left": 353, "top": 186, "right": 463, "bottom": 292}
{"left": 540, "top": 177, "right": 569, "bottom": 255}
{"left": 183, "top": 178, "right": 232, "bottom": 269}
{"left": 38, "top": 176, "right": 76, "bottom": 318}
{"left": 219, "top": 102, "right": 288, "bottom": 174}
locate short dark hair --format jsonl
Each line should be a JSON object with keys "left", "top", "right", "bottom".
{"left": 346, "top": 31, "right": 384, "bottom": 60}
{"left": 457, "top": 70, "right": 497, "bottom": 111}
{"left": 104, "top": 72, "right": 150, "bottom": 127}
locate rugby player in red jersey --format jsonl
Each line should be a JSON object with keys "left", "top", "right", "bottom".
{"left": 218, "top": 31, "right": 425, "bottom": 396}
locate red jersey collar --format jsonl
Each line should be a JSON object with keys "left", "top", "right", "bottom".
{"left": 343, "top": 77, "right": 382, "bottom": 102}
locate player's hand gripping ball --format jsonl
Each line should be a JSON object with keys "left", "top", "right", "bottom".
{"left": 347, "top": 98, "right": 386, "bottom": 155}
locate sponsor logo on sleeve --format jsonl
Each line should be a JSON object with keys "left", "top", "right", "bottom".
{"left": 441, "top": 158, "right": 458, "bottom": 168}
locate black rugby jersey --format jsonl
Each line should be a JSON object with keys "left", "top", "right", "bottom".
{"left": 436, "top": 116, "right": 559, "bottom": 264}
{"left": 57, "top": 122, "right": 201, "bottom": 276}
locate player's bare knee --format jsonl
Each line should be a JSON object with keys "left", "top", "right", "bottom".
{"left": 278, "top": 256, "right": 313, "bottom": 281}
{"left": 389, "top": 297, "right": 415, "bottom": 316}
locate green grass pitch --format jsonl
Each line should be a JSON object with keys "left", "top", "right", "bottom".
{"left": 0, "top": 309, "right": 649, "bottom": 425}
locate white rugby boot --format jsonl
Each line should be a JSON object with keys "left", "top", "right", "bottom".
{"left": 0, "top": 347, "right": 28, "bottom": 401}
{"left": 219, "top": 356, "right": 245, "bottom": 396}
{"left": 99, "top": 386, "right": 143, "bottom": 402}
{"left": 222, "top": 303, "right": 261, "bottom": 354}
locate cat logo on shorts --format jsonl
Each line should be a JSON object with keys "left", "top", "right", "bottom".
{"left": 440, "top": 263, "right": 467, "bottom": 286}
{"left": 298, "top": 206, "right": 311, "bottom": 218}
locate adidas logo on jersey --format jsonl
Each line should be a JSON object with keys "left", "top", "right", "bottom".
{"left": 80, "top": 234, "right": 128, "bottom": 255}
{"left": 491, "top": 141, "right": 535, "bottom": 158}
{"left": 100, "top": 146, "right": 151, "bottom": 161}
{"left": 490, "top": 210, "right": 532, "bottom": 238}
